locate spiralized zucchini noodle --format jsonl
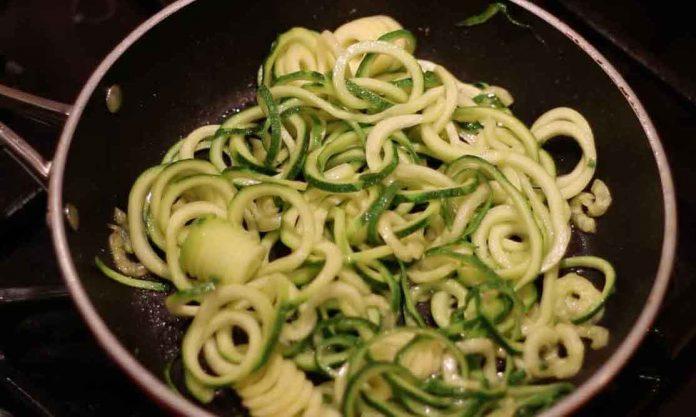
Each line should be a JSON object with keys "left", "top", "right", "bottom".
{"left": 97, "top": 15, "right": 615, "bottom": 417}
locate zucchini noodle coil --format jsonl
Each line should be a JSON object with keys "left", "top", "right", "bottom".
{"left": 97, "top": 15, "right": 616, "bottom": 417}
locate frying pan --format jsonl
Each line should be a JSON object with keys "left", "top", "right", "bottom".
{"left": 0, "top": 0, "right": 677, "bottom": 415}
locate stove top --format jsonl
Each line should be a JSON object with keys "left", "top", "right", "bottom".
{"left": 1, "top": 1, "right": 694, "bottom": 416}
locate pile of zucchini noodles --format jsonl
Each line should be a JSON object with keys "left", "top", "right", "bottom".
{"left": 98, "top": 15, "right": 616, "bottom": 417}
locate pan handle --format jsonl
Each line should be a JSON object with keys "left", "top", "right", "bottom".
{"left": 0, "top": 84, "right": 73, "bottom": 187}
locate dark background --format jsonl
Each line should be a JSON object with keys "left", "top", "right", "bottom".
{"left": 0, "top": 0, "right": 694, "bottom": 415}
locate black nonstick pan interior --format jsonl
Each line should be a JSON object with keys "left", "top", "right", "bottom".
{"left": 57, "top": 0, "right": 667, "bottom": 414}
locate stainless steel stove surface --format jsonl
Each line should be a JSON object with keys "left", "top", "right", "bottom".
{"left": 1, "top": 1, "right": 694, "bottom": 416}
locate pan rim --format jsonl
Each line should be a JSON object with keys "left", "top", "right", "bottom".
{"left": 47, "top": 1, "right": 677, "bottom": 416}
